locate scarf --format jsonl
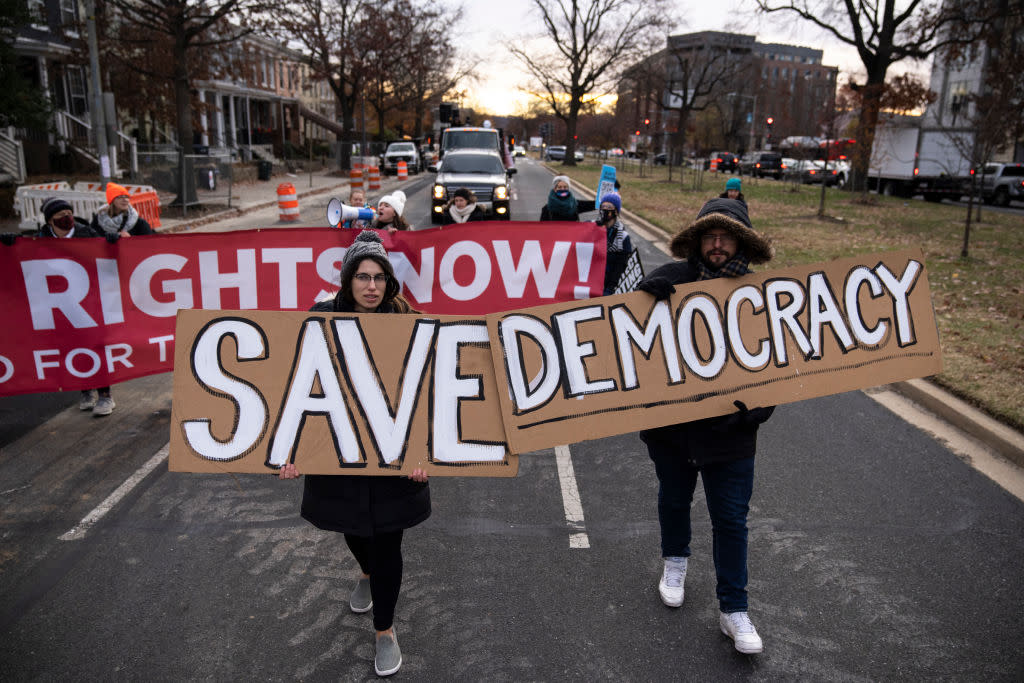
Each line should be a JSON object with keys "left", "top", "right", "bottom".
{"left": 606, "top": 220, "right": 629, "bottom": 253}
{"left": 448, "top": 202, "right": 477, "bottom": 223}
{"left": 696, "top": 252, "right": 751, "bottom": 280}
{"left": 546, "top": 189, "right": 578, "bottom": 220}
{"left": 95, "top": 206, "right": 139, "bottom": 235}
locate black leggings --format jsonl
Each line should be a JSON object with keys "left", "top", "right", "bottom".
{"left": 344, "top": 530, "right": 404, "bottom": 631}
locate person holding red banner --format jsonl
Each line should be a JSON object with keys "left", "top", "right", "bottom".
{"left": 35, "top": 197, "right": 121, "bottom": 415}
{"left": 370, "top": 191, "right": 411, "bottom": 233}
{"left": 278, "top": 231, "right": 427, "bottom": 677}
{"left": 439, "top": 187, "right": 489, "bottom": 225}
{"left": 637, "top": 198, "right": 775, "bottom": 655}
{"left": 90, "top": 183, "right": 155, "bottom": 240}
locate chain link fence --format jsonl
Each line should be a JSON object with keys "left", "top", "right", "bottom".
{"left": 136, "top": 146, "right": 235, "bottom": 218}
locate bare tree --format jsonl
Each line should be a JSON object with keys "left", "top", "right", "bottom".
{"left": 390, "top": 5, "right": 477, "bottom": 139}
{"left": 626, "top": 34, "right": 752, "bottom": 161}
{"left": 756, "top": 0, "right": 996, "bottom": 191}
{"left": 937, "top": 0, "right": 1024, "bottom": 256}
{"left": 264, "top": 0, "right": 372, "bottom": 169}
{"left": 102, "top": 0, "right": 265, "bottom": 153}
{"left": 507, "top": 0, "right": 669, "bottom": 166}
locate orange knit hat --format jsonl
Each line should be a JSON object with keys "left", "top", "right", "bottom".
{"left": 106, "top": 182, "right": 129, "bottom": 204}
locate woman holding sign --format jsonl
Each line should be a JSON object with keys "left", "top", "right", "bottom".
{"left": 279, "top": 231, "right": 426, "bottom": 677}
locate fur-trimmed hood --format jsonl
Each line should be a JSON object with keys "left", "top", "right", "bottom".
{"left": 669, "top": 198, "right": 774, "bottom": 264}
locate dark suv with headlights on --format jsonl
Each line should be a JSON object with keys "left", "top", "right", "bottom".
{"left": 430, "top": 149, "right": 517, "bottom": 223}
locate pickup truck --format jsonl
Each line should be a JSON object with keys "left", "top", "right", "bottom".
{"left": 382, "top": 141, "right": 421, "bottom": 175}
{"left": 979, "top": 162, "right": 1024, "bottom": 207}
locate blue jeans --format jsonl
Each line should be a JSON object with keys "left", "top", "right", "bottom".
{"left": 649, "top": 446, "right": 755, "bottom": 613}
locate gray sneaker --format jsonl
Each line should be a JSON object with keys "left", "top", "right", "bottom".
{"left": 658, "top": 557, "right": 687, "bottom": 607}
{"left": 92, "top": 396, "right": 115, "bottom": 416}
{"left": 79, "top": 390, "right": 98, "bottom": 410}
{"left": 374, "top": 630, "right": 401, "bottom": 676}
{"left": 350, "top": 577, "right": 372, "bottom": 613}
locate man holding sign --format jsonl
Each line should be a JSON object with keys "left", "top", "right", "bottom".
{"left": 637, "top": 198, "right": 775, "bottom": 654}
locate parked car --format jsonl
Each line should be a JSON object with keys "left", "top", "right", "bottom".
{"left": 382, "top": 141, "right": 421, "bottom": 174}
{"left": 979, "top": 162, "right": 1024, "bottom": 206}
{"left": 704, "top": 151, "right": 738, "bottom": 172}
{"left": 430, "top": 149, "right": 517, "bottom": 222}
{"left": 545, "top": 145, "right": 566, "bottom": 161}
{"left": 545, "top": 145, "right": 584, "bottom": 162}
{"left": 784, "top": 158, "right": 848, "bottom": 186}
{"left": 738, "top": 150, "right": 784, "bottom": 179}
{"left": 514, "top": 145, "right": 526, "bottom": 157}
{"left": 653, "top": 152, "right": 668, "bottom": 165}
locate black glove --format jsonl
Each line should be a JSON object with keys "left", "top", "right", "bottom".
{"left": 0, "top": 233, "right": 18, "bottom": 246}
{"left": 637, "top": 276, "right": 676, "bottom": 301}
{"left": 105, "top": 231, "right": 121, "bottom": 244}
{"left": 712, "top": 401, "right": 774, "bottom": 431}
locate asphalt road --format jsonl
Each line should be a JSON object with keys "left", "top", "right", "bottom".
{"left": 1, "top": 159, "right": 1023, "bottom": 681}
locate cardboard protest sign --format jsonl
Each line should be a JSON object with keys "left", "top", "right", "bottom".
{"left": 486, "top": 248, "right": 942, "bottom": 454}
{"left": 169, "top": 309, "right": 516, "bottom": 476}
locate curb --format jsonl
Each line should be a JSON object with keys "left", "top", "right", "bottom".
{"left": 544, "top": 162, "right": 1024, "bottom": 468}
{"left": 890, "top": 379, "right": 1024, "bottom": 467}
{"left": 156, "top": 178, "right": 352, "bottom": 234}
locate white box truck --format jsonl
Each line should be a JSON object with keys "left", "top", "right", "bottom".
{"left": 868, "top": 115, "right": 972, "bottom": 201}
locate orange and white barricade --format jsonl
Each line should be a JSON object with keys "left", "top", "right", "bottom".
{"left": 368, "top": 166, "right": 381, "bottom": 191}
{"left": 277, "top": 182, "right": 299, "bottom": 222}
{"left": 397, "top": 160, "right": 408, "bottom": 181}
{"left": 350, "top": 167, "right": 364, "bottom": 190}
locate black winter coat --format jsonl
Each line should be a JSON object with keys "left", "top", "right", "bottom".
{"left": 299, "top": 296, "right": 431, "bottom": 536}
{"left": 36, "top": 217, "right": 97, "bottom": 238}
{"left": 638, "top": 258, "right": 774, "bottom": 466}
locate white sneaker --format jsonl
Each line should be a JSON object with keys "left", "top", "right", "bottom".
{"left": 79, "top": 390, "right": 98, "bottom": 410}
{"left": 92, "top": 396, "right": 115, "bottom": 416}
{"left": 658, "top": 557, "right": 687, "bottom": 607}
{"left": 720, "top": 611, "right": 763, "bottom": 654}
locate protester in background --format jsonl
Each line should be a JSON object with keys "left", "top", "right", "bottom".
{"left": 342, "top": 186, "right": 373, "bottom": 229}
{"left": 539, "top": 175, "right": 595, "bottom": 221}
{"left": 440, "top": 187, "right": 488, "bottom": 225}
{"left": 719, "top": 177, "right": 745, "bottom": 203}
{"left": 370, "top": 191, "right": 411, "bottom": 233}
{"left": 636, "top": 198, "right": 774, "bottom": 655}
{"left": 35, "top": 198, "right": 120, "bottom": 416}
{"left": 91, "top": 183, "right": 154, "bottom": 239}
{"left": 279, "top": 231, "right": 426, "bottom": 677}
{"left": 596, "top": 192, "right": 634, "bottom": 295}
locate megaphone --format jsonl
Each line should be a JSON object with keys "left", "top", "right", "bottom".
{"left": 326, "top": 198, "right": 375, "bottom": 228}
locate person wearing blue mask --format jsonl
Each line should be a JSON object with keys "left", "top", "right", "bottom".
{"left": 539, "top": 175, "right": 595, "bottom": 221}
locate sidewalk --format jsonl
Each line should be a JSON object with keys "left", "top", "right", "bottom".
{"left": 156, "top": 168, "right": 353, "bottom": 234}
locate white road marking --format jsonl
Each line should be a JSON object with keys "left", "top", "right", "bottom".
{"left": 554, "top": 444, "right": 590, "bottom": 549}
{"left": 59, "top": 442, "right": 169, "bottom": 541}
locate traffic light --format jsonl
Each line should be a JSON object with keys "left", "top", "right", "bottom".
{"left": 765, "top": 116, "right": 774, "bottom": 142}
{"left": 643, "top": 117, "right": 650, "bottom": 126}
{"left": 635, "top": 129, "right": 640, "bottom": 136}
{"left": 509, "top": 135, "right": 515, "bottom": 146}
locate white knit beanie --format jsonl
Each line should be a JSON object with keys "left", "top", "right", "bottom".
{"left": 378, "top": 190, "right": 406, "bottom": 216}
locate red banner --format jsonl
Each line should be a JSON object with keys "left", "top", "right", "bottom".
{"left": 0, "top": 223, "right": 606, "bottom": 396}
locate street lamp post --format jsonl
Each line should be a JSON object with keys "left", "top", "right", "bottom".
{"left": 84, "top": 0, "right": 110, "bottom": 183}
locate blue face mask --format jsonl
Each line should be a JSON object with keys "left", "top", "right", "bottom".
{"left": 555, "top": 190, "right": 570, "bottom": 198}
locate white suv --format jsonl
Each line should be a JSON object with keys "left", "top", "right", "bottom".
{"left": 383, "top": 142, "right": 421, "bottom": 175}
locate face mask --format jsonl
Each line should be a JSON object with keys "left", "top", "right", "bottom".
{"left": 601, "top": 210, "right": 617, "bottom": 224}
{"left": 555, "top": 190, "right": 570, "bottom": 198}
{"left": 54, "top": 215, "right": 75, "bottom": 232}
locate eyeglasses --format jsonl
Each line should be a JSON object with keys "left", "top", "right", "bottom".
{"left": 353, "top": 273, "right": 389, "bottom": 284}
{"left": 701, "top": 232, "right": 737, "bottom": 246}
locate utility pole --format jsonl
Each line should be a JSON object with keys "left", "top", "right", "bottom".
{"left": 84, "top": 0, "right": 110, "bottom": 183}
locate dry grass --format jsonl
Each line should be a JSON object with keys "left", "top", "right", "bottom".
{"left": 552, "top": 160, "right": 1024, "bottom": 431}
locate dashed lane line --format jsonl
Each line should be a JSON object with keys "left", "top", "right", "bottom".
{"left": 554, "top": 444, "right": 590, "bottom": 549}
